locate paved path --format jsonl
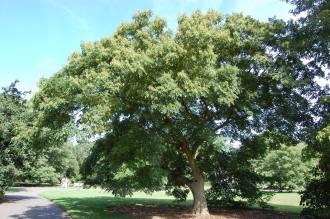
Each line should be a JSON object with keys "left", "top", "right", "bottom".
{"left": 0, "top": 187, "right": 70, "bottom": 219}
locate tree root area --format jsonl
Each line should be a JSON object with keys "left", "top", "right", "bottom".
{"left": 108, "top": 205, "right": 297, "bottom": 219}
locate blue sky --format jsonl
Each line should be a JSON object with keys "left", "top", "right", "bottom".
{"left": 0, "top": 0, "right": 294, "bottom": 94}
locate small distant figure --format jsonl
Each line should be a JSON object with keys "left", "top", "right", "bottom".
{"left": 61, "top": 177, "right": 69, "bottom": 188}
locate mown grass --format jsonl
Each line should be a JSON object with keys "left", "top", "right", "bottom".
{"left": 267, "top": 192, "right": 303, "bottom": 213}
{"left": 41, "top": 188, "right": 302, "bottom": 219}
{"left": 42, "top": 189, "right": 191, "bottom": 219}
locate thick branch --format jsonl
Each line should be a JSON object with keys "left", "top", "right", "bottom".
{"left": 180, "top": 140, "right": 203, "bottom": 180}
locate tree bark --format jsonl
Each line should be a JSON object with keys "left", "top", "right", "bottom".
{"left": 189, "top": 173, "right": 210, "bottom": 218}
{"left": 181, "top": 141, "right": 210, "bottom": 218}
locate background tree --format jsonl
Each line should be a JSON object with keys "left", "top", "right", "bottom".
{"left": 0, "top": 81, "right": 81, "bottom": 198}
{"left": 301, "top": 123, "right": 330, "bottom": 211}
{"left": 255, "top": 144, "right": 315, "bottom": 191}
{"left": 71, "top": 141, "right": 93, "bottom": 171}
{"left": 46, "top": 141, "right": 80, "bottom": 181}
{"left": 33, "top": 10, "right": 321, "bottom": 216}
{"left": 285, "top": 0, "right": 330, "bottom": 216}
{"left": 20, "top": 155, "right": 60, "bottom": 185}
{"left": 19, "top": 141, "right": 80, "bottom": 184}
{"left": 0, "top": 81, "right": 30, "bottom": 198}
{"left": 286, "top": 0, "right": 330, "bottom": 66}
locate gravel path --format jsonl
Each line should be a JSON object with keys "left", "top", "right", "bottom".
{"left": 0, "top": 187, "right": 70, "bottom": 219}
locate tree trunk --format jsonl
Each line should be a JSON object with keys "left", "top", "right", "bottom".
{"left": 189, "top": 174, "right": 210, "bottom": 218}
{"left": 180, "top": 141, "right": 210, "bottom": 218}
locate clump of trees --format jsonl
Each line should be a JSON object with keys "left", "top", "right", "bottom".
{"left": 0, "top": 81, "right": 82, "bottom": 199}
{"left": 0, "top": 81, "right": 28, "bottom": 199}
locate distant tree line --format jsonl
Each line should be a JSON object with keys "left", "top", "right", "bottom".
{"left": 0, "top": 83, "right": 92, "bottom": 199}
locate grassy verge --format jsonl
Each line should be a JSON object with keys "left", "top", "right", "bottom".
{"left": 5, "top": 187, "right": 20, "bottom": 192}
{"left": 41, "top": 188, "right": 302, "bottom": 219}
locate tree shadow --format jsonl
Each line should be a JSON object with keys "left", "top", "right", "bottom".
{"left": 46, "top": 196, "right": 189, "bottom": 219}
{"left": 10, "top": 205, "right": 70, "bottom": 219}
{"left": 4, "top": 194, "right": 37, "bottom": 203}
{"left": 47, "top": 196, "right": 300, "bottom": 219}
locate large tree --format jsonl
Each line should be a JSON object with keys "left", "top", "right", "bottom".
{"left": 33, "top": 10, "right": 320, "bottom": 216}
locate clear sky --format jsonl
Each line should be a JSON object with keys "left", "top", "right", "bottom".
{"left": 0, "top": 0, "right": 294, "bottom": 94}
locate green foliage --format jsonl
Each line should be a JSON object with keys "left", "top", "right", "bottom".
{"left": 71, "top": 141, "right": 93, "bottom": 170}
{"left": 82, "top": 132, "right": 167, "bottom": 196}
{"left": 0, "top": 81, "right": 30, "bottom": 193}
{"left": 0, "top": 189, "right": 4, "bottom": 201}
{"left": 301, "top": 125, "right": 330, "bottom": 212}
{"left": 12, "top": 141, "right": 80, "bottom": 185}
{"left": 256, "top": 144, "right": 316, "bottom": 191}
{"left": 286, "top": 0, "right": 330, "bottom": 66}
{"left": 33, "top": 10, "right": 322, "bottom": 211}
{"left": 0, "top": 81, "right": 81, "bottom": 191}
{"left": 24, "top": 156, "right": 60, "bottom": 185}
{"left": 285, "top": 0, "right": 330, "bottom": 213}
{"left": 47, "top": 142, "right": 80, "bottom": 181}
{"left": 202, "top": 140, "right": 269, "bottom": 207}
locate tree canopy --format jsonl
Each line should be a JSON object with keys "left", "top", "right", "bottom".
{"left": 0, "top": 81, "right": 82, "bottom": 200}
{"left": 0, "top": 81, "right": 30, "bottom": 196}
{"left": 32, "top": 9, "right": 325, "bottom": 216}
{"left": 284, "top": 0, "right": 330, "bottom": 216}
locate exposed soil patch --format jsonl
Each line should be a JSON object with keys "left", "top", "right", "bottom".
{"left": 108, "top": 205, "right": 298, "bottom": 219}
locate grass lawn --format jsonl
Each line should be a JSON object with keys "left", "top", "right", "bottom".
{"left": 267, "top": 192, "right": 303, "bottom": 213}
{"left": 41, "top": 188, "right": 302, "bottom": 219}
{"left": 42, "top": 188, "right": 191, "bottom": 219}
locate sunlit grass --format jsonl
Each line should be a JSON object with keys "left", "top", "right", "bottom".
{"left": 41, "top": 188, "right": 302, "bottom": 219}
{"left": 267, "top": 192, "right": 303, "bottom": 213}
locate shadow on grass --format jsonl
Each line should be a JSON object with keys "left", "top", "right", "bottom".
{"left": 46, "top": 196, "right": 192, "bottom": 219}
{"left": 46, "top": 195, "right": 302, "bottom": 219}
{"left": 269, "top": 203, "right": 303, "bottom": 213}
